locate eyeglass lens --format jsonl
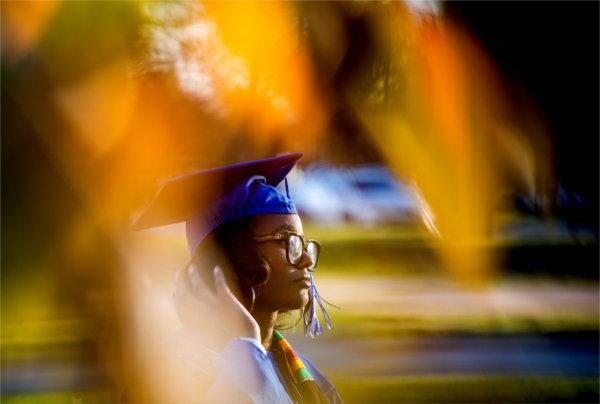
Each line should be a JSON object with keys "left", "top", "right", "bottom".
{"left": 288, "top": 234, "right": 303, "bottom": 264}
{"left": 287, "top": 234, "right": 319, "bottom": 268}
{"left": 306, "top": 241, "right": 318, "bottom": 269}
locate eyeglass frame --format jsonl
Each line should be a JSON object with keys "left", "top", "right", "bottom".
{"left": 253, "top": 231, "right": 321, "bottom": 271}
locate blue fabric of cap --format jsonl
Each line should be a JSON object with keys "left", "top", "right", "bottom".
{"left": 132, "top": 153, "right": 302, "bottom": 254}
{"left": 186, "top": 175, "right": 296, "bottom": 254}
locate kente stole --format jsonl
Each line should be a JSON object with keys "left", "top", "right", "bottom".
{"left": 272, "top": 330, "right": 313, "bottom": 383}
{"left": 271, "top": 330, "right": 329, "bottom": 403}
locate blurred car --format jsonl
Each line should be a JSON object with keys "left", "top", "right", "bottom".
{"left": 346, "top": 166, "right": 425, "bottom": 223}
{"left": 286, "top": 165, "right": 363, "bottom": 225}
{"left": 288, "top": 164, "right": 435, "bottom": 228}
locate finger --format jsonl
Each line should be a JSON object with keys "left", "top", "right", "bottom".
{"left": 172, "top": 278, "right": 218, "bottom": 329}
{"left": 173, "top": 279, "right": 212, "bottom": 308}
{"left": 213, "top": 266, "right": 235, "bottom": 300}
{"left": 173, "top": 265, "right": 192, "bottom": 294}
{"left": 189, "top": 263, "right": 215, "bottom": 297}
{"left": 189, "top": 264, "right": 219, "bottom": 303}
{"left": 172, "top": 265, "right": 216, "bottom": 310}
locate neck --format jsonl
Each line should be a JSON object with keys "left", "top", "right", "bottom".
{"left": 251, "top": 307, "right": 278, "bottom": 350}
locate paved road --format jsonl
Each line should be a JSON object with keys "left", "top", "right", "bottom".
{"left": 290, "top": 333, "right": 599, "bottom": 377}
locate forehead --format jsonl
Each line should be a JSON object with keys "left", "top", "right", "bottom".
{"left": 252, "top": 214, "right": 303, "bottom": 235}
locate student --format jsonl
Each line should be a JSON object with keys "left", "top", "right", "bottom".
{"left": 133, "top": 153, "right": 342, "bottom": 403}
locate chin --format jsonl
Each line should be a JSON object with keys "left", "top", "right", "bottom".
{"left": 281, "top": 290, "right": 309, "bottom": 311}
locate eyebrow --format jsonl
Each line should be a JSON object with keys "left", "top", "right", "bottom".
{"left": 274, "top": 224, "right": 300, "bottom": 234}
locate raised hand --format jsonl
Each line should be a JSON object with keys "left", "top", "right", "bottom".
{"left": 172, "top": 264, "right": 261, "bottom": 351}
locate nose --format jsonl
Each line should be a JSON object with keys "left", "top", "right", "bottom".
{"left": 297, "top": 250, "right": 315, "bottom": 271}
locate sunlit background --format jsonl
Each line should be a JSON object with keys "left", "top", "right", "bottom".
{"left": 2, "top": 1, "right": 598, "bottom": 403}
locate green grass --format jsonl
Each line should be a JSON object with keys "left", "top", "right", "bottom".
{"left": 331, "top": 375, "right": 599, "bottom": 403}
{"left": 307, "top": 223, "right": 599, "bottom": 282}
{"left": 325, "top": 312, "right": 599, "bottom": 338}
{"left": 304, "top": 221, "right": 591, "bottom": 247}
{"left": 304, "top": 223, "right": 434, "bottom": 244}
{"left": 1, "top": 390, "right": 115, "bottom": 404}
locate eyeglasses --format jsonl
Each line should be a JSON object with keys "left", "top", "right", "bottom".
{"left": 254, "top": 231, "right": 321, "bottom": 271}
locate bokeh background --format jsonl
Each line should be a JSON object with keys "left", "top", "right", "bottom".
{"left": 2, "top": 1, "right": 598, "bottom": 403}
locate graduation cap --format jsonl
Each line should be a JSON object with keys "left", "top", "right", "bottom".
{"left": 133, "top": 153, "right": 302, "bottom": 254}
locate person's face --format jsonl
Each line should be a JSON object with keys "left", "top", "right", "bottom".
{"left": 252, "top": 214, "right": 315, "bottom": 311}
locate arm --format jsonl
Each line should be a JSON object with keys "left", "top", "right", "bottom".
{"left": 173, "top": 265, "right": 291, "bottom": 403}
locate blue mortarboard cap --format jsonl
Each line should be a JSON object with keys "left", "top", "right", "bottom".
{"left": 132, "top": 153, "right": 302, "bottom": 254}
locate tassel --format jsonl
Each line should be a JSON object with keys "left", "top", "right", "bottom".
{"left": 303, "top": 273, "right": 337, "bottom": 338}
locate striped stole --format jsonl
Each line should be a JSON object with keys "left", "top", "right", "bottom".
{"left": 272, "top": 330, "right": 314, "bottom": 384}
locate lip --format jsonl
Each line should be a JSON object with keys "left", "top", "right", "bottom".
{"left": 294, "top": 276, "right": 312, "bottom": 289}
{"left": 297, "top": 280, "right": 311, "bottom": 289}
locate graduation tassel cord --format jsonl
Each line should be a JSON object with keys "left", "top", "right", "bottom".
{"left": 303, "top": 273, "right": 337, "bottom": 338}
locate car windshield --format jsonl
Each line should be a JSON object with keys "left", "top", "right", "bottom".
{"left": 352, "top": 180, "right": 393, "bottom": 192}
